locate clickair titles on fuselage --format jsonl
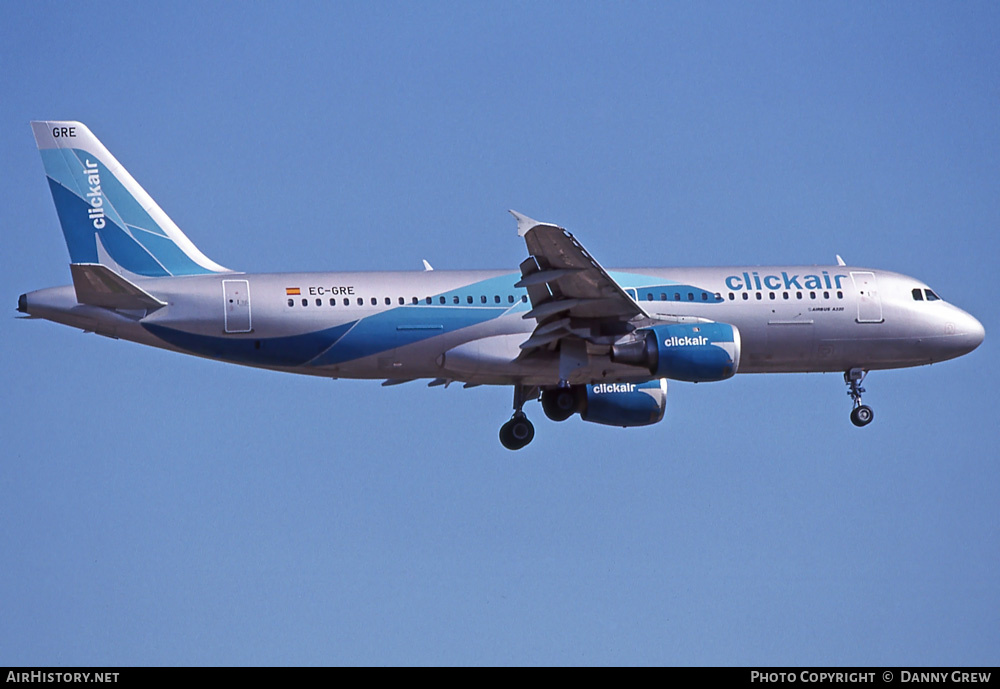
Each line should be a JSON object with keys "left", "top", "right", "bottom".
{"left": 724, "top": 270, "right": 848, "bottom": 292}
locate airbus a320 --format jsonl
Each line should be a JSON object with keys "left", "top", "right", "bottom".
{"left": 19, "top": 122, "right": 985, "bottom": 449}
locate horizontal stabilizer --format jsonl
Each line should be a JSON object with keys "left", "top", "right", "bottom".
{"left": 70, "top": 263, "right": 166, "bottom": 310}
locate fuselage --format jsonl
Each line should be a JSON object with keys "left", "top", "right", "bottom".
{"left": 22, "top": 264, "right": 985, "bottom": 387}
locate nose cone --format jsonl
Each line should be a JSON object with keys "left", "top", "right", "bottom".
{"left": 966, "top": 313, "right": 985, "bottom": 351}
{"left": 923, "top": 306, "right": 985, "bottom": 363}
{"left": 951, "top": 308, "right": 985, "bottom": 357}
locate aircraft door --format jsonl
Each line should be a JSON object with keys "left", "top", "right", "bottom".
{"left": 850, "top": 271, "right": 883, "bottom": 323}
{"left": 223, "top": 279, "right": 252, "bottom": 333}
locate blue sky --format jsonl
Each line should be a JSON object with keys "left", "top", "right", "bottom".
{"left": 2, "top": 1, "right": 998, "bottom": 665}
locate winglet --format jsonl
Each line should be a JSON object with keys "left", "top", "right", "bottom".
{"left": 509, "top": 210, "right": 547, "bottom": 237}
{"left": 836, "top": 255, "right": 846, "bottom": 266}
{"left": 422, "top": 259, "right": 434, "bottom": 271}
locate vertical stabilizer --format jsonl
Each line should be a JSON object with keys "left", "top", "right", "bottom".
{"left": 31, "top": 121, "right": 230, "bottom": 277}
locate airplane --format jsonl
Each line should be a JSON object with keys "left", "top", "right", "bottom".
{"left": 19, "top": 121, "right": 985, "bottom": 449}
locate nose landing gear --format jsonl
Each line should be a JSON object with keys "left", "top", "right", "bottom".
{"left": 845, "top": 368, "right": 874, "bottom": 427}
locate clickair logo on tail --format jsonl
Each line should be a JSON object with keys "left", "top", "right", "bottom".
{"left": 83, "top": 159, "right": 105, "bottom": 229}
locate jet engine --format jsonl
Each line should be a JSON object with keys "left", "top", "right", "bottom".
{"left": 611, "top": 322, "right": 741, "bottom": 382}
{"left": 542, "top": 379, "right": 668, "bottom": 427}
{"left": 580, "top": 379, "right": 668, "bottom": 427}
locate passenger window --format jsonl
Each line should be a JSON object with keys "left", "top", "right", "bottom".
{"left": 742, "top": 293, "right": 749, "bottom": 301}
{"left": 494, "top": 295, "right": 501, "bottom": 304}
{"left": 344, "top": 297, "right": 350, "bottom": 306}
{"left": 371, "top": 297, "right": 377, "bottom": 306}
{"left": 481, "top": 295, "right": 487, "bottom": 304}
{"left": 809, "top": 292, "right": 816, "bottom": 299}
{"left": 301, "top": 298, "right": 307, "bottom": 306}
{"left": 674, "top": 292, "right": 680, "bottom": 301}
{"left": 729, "top": 293, "right": 735, "bottom": 300}
{"left": 357, "top": 297, "right": 363, "bottom": 306}
{"left": 385, "top": 297, "right": 391, "bottom": 306}
{"left": 823, "top": 291, "right": 829, "bottom": 299}
{"left": 467, "top": 295, "right": 473, "bottom": 304}
{"left": 769, "top": 292, "right": 775, "bottom": 300}
{"left": 425, "top": 297, "right": 432, "bottom": 304}
{"left": 330, "top": 298, "right": 336, "bottom": 306}
{"left": 796, "top": 292, "right": 802, "bottom": 300}
{"left": 287, "top": 299, "right": 294, "bottom": 307}
{"left": 440, "top": 296, "right": 446, "bottom": 304}
{"left": 412, "top": 297, "right": 418, "bottom": 305}
{"left": 925, "top": 289, "right": 940, "bottom": 301}
{"left": 756, "top": 293, "right": 762, "bottom": 300}
{"left": 783, "top": 292, "right": 789, "bottom": 300}
{"left": 688, "top": 292, "right": 694, "bottom": 301}
{"left": 714, "top": 292, "right": 721, "bottom": 300}
{"left": 646, "top": 293, "right": 653, "bottom": 301}
{"left": 701, "top": 292, "right": 708, "bottom": 301}
{"left": 660, "top": 293, "right": 667, "bottom": 301}
{"left": 453, "top": 296, "right": 460, "bottom": 304}
{"left": 837, "top": 291, "right": 843, "bottom": 299}
{"left": 521, "top": 295, "right": 528, "bottom": 302}
{"left": 508, "top": 295, "right": 515, "bottom": 303}
{"left": 398, "top": 297, "right": 404, "bottom": 305}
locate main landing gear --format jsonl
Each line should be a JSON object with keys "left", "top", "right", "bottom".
{"left": 499, "top": 412, "right": 534, "bottom": 450}
{"left": 540, "top": 386, "right": 580, "bottom": 422}
{"left": 499, "top": 385, "right": 538, "bottom": 450}
{"left": 845, "top": 368, "right": 874, "bottom": 427}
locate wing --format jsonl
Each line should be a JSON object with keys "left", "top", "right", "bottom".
{"left": 511, "top": 211, "right": 649, "bottom": 353}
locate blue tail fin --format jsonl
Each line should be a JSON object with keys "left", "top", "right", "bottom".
{"left": 31, "top": 121, "right": 230, "bottom": 277}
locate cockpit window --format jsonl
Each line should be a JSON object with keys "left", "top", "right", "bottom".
{"left": 912, "top": 288, "right": 923, "bottom": 301}
{"left": 924, "top": 289, "right": 940, "bottom": 301}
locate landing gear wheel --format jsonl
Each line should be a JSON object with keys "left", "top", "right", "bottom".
{"left": 500, "top": 413, "right": 535, "bottom": 450}
{"left": 850, "top": 405, "right": 874, "bottom": 427}
{"left": 844, "top": 369, "right": 874, "bottom": 429}
{"left": 541, "top": 387, "right": 578, "bottom": 422}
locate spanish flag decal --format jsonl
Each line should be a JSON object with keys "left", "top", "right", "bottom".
{"left": 285, "top": 287, "right": 301, "bottom": 296}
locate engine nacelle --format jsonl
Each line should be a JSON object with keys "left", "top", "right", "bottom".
{"left": 611, "top": 322, "right": 741, "bottom": 382}
{"left": 580, "top": 379, "right": 668, "bottom": 427}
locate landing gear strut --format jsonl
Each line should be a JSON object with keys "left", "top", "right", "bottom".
{"left": 499, "top": 385, "right": 537, "bottom": 450}
{"left": 845, "top": 368, "right": 874, "bottom": 427}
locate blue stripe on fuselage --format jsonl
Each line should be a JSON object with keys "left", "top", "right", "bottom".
{"left": 142, "top": 270, "right": 724, "bottom": 370}
{"left": 143, "top": 321, "right": 358, "bottom": 367}
{"left": 307, "top": 304, "right": 509, "bottom": 366}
